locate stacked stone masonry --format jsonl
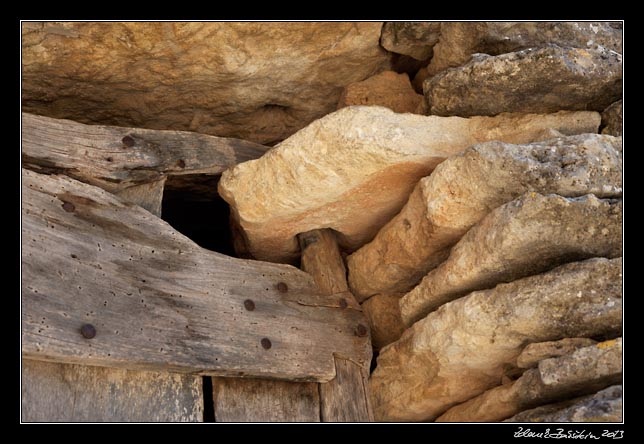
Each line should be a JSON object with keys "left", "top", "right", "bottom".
{"left": 22, "top": 21, "right": 623, "bottom": 423}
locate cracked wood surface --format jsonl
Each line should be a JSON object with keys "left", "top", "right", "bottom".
{"left": 299, "top": 229, "right": 374, "bottom": 422}
{"left": 211, "top": 229, "right": 374, "bottom": 422}
{"left": 212, "top": 378, "right": 320, "bottom": 422}
{"left": 21, "top": 169, "right": 370, "bottom": 381}
{"left": 21, "top": 112, "right": 268, "bottom": 193}
{"left": 21, "top": 359, "right": 203, "bottom": 422}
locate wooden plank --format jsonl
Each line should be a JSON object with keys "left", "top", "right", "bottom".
{"left": 115, "top": 178, "right": 166, "bottom": 217}
{"left": 21, "top": 169, "right": 371, "bottom": 381}
{"left": 22, "top": 359, "right": 203, "bottom": 422}
{"left": 22, "top": 170, "right": 177, "bottom": 423}
{"left": 212, "top": 378, "right": 320, "bottom": 422}
{"left": 21, "top": 112, "right": 269, "bottom": 193}
{"left": 298, "top": 229, "right": 374, "bottom": 422}
{"left": 298, "top": 229, "right": 358, "bottom": 304}
{"left": 319, "top": 359, "right": 372, "bottom": 422}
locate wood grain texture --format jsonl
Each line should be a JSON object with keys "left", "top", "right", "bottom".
{"left": 115, "top": 178, "right": 166, "bottom": 217}
{"left": 319, "top": 358, "right": 373, "bottom": 422}
{"left": 212, "top": 377, "right": 320, "bottom": 422}
{"left": 299, "top": 229, "right": 374, "bottom": 422}
{"left": 22, "top": 359, "right": 203, "bottom": 422}
{"left": 21, "top": 169, "right": 371, "bottom": 381}
{"left": 21, "top": 112, "right": 269, "bottom": 193}
{"left": 299, "top": 229, "right": 351, "bottom": 296}
{"left": 23, "top": 169, "right": 186, "bottom": 423}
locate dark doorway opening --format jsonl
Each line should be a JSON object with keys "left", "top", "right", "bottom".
{"left": 161, "top": 175, "right": 236, "bottom": 257}
{"left": 202, "top": 376, "right": 215, "bottom": 422}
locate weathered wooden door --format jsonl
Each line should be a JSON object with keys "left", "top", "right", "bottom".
{"left": 21, "top": 113, "right": 373, "bottom": 422}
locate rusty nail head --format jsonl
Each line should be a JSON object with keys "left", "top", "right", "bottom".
{"left": 80, "top": 324, "right": 96, "bottom": 339}
{"left": 277, "top": 282, "right": 288, "bottom": 293}
{"left": 121, "top": 135, "right": 135, "bottom": 147}
{"left": 339, "top": 298, "right": 348, "bottom": 309}
{"left": 261, "top": 338, "right": 272, "bottom": 349}
{"left": 177, "top": 159, "right": 186, "bottom": 168}
{"left": 243, "top": 299, "right": 255, "bottom": 311}
{"left": 62, "top": 202, "right": 75, "bottom": 212}
{"left": 355, "top": 324, "right": 368, "bottom": 337}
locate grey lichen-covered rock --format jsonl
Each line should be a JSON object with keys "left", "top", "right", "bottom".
{"left": 219, "top": 106, "right": 601, "bottom": 263}
{"left": 369, "top": 257, "right": 622, "bottom": 422}
{"left": 400, "top": 193, "right": 622, "bottom": 326}
{"left": 602, "top": 100, "right": 623, "bottom": 136}
{"left": 347, "top": 134, "right": 622, "bottom": 301}
{"left": 425, "top": 46, "right": 622, "bottom": 117}
{"left": 380, "top": 22, "right": 441, "bottom": 61}
{"left": 21, "top": 22, "right": 390, "bottom": 145}
{"left": 437, "top": 339, "right": 622, "bottom": 422}
{"left": 516, "top": 338, "right": 597, "bottom": 369}
{"left": 427, "top": 22, "right": 623, "bottom": 77}
{"left": 361, "top": 293, "right": 406, "bottom": 350}
{"left": 505, "top": 385, "right": 623, "bottom": 422}
{"left": 337, "top": 71, "right": 424, "bottom": 114}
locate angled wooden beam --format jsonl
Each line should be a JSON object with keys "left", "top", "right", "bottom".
{"left": 21, "top": 169, "right": 371, "bottom": 381}
{"left": 21, "top": 112, "right": 269, "bottom": 191}
{"left": 298, "top": 229, "right": 374, "bottom": 422}
{"left": 21, "top": 112, "right": 269, "bottom": 213}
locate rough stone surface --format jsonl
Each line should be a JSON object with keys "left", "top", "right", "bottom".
{"left": 337, "top": 71, "right": 424, "bottom": 114}
{"left": 369, "top": 257, "right": 622, "bottom": 422}
{"left": 505, "top": 385, "right": 623, "bottom": 422}
{"left": 400, "top": 193, "right": 622, "bottom": 326}
{"left": 411, "top": 66, "right": 429, "bottom": 93}
{"left": 348, "top": 134, "right": 622, "bottom": 301}
{"left": 602, "top": 100, "right": 623, "bottom": 136}
{"left": 380, "top": 22, "right": 441, "bottom": 61}
{"left": 361, "top": 294, "right": 406, "bottom": 350}
{"left": 424, "top": 46, "right": 622, "bottom": 117}
{"left": 437, "top": 339, "right": 622, "bottom": 422}
{"left": 219, "top": 106, "right": 601, "bottom": 263}
{"left": 427, "top": 22, "right": 623, "bottom": 77}
{"left": 517, "top": 338, "right": 597, "bottom": 369}
{"left": 21, "top": 22, "right": 390, "bottom": 145}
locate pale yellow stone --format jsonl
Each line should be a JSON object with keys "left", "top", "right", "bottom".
{"left": 219, "top": 106, "right": 601, "bottom": 263}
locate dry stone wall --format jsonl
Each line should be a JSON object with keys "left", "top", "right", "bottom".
{"left": 22, "top": 21, "right": 623, "bottom": 423}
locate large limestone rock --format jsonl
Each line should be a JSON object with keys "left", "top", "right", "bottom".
{"left": 219, "top": 106, "right": 601, "bottom": 263}
{"left": 337, "top": 71, "right": 424, "bottom": 114}
{"left": 347, "top": 134, "right": 622, "bottom": 301}
{"left": 437, "top": 339, "right": 622, "bottom": 422}
{"left": 602, "top": 100, "right": 623, "bottom": 136}
{"left": 425, "top": 46, "right": 622, "bottom": 117}
{"left": 427, "top": 22, "right": 623, "bottom": 77}
{"left": 516, "top": 338, "right": 597, "bottom": 369}
{"left": 21, "top": 22, "right": 390, "bottom": 145}
{"left": 369, "top": 257, "right": 623, "bottom": 422}
{"left": 400, "top": 193, "right": 622, "bottom": 326}
{"left": 379, "top": 22, "right": 441, "bottom": 61}
{"left": 505, "top": 385, "right": 623, "bottom": 422}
